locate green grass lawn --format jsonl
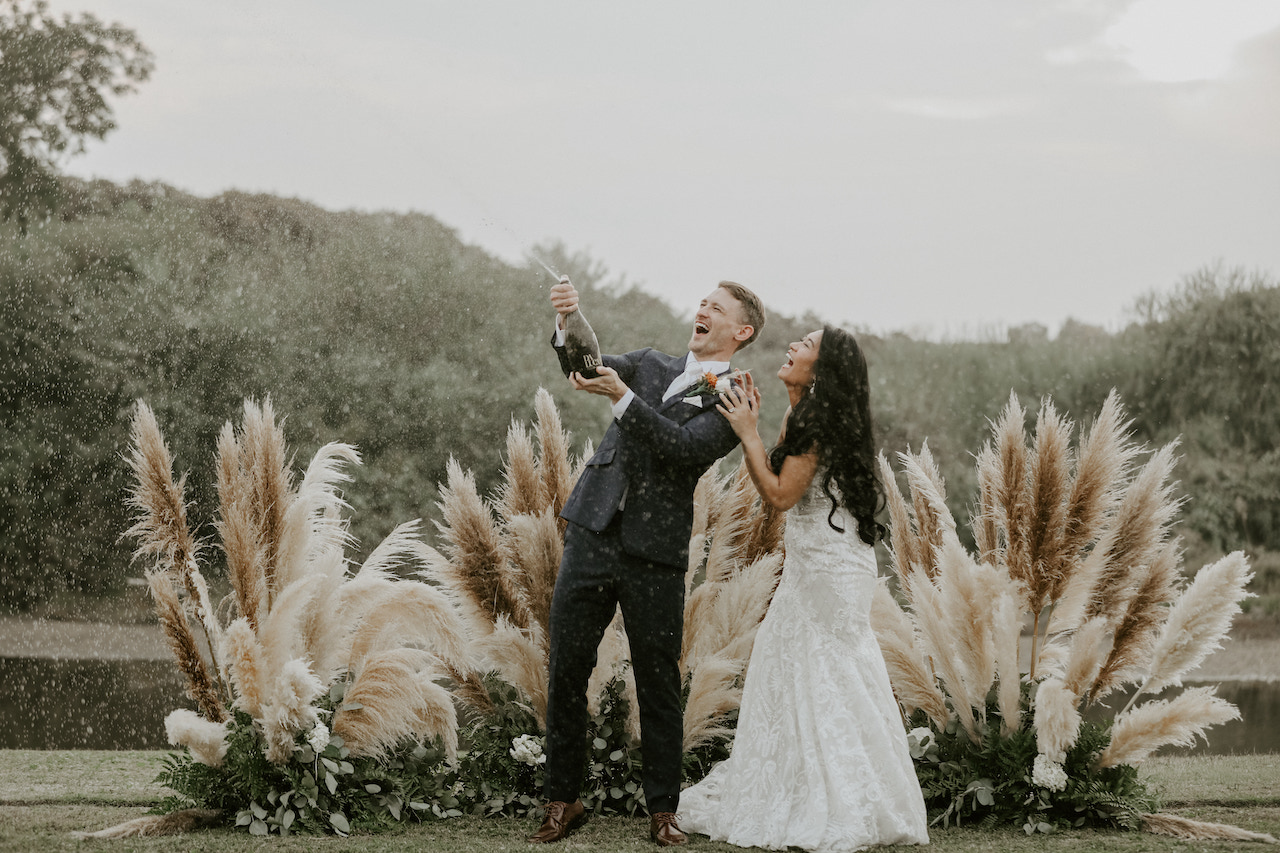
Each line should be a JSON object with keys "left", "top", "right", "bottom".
{"left": 1, "top": 751, "right": 1277, "bottom": 852}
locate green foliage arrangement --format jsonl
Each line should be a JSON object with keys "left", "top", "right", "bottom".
{"left": 904, "top": 705, "right": 1158, "bottom": 835}
{"left": 156, "top": 699, "right": 451, "bottom": 836}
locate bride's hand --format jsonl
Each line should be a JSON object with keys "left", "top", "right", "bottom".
{"left": 716, "top": 378, "right": 760, "bottom": 437}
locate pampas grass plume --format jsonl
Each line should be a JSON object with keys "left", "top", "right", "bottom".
{"left": 1141, "top": 552, "right": 1253, "bottom": 697}
{"left": 498, "top": 419, "right": 547, "bottom": 519}
{"left": 1033, "top": 676, "right": 1081, "bottom": 764}
{"left": 1141, "top": 812, "right": 1277, "bottom": 843}
{"left": 877, "top": 452, "right": 922, "bottom": 590}
{"left": 534, "top": 387, "right": 574, "bottom": 518}
{"left": 683, "top": 654, "right": 743, "bottom": 752}
{"left": 870, "top": 580, "right": 949, "bottom": 728}
{"left": 434, "top": 458, "right": 531, "bottom": 630}
{"left": 126, "top": 402, "right": 200, "bottom": 580}
{"left": 164, "top": 708, "right": 229, "bottom": 767}
{"left": 333, "top": 649, "right": 459, "bottom": 761}
{"left": 71, "top": 809, "right": 224, "bottom": 839}
{"left": 223, "top": 617, "right": 266, "bottom": 719}
{"left": 475, "top": 618, "right": 549, "bottom": 727}
{"left": 1099, "top": 686, "right": 1240, "bottom": 768}
{"left": 148, "top": 570, "right": 225, "bottom": 722}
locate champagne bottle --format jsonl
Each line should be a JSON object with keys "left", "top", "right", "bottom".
{"left": 562, "top": 306, "right": 602, "bottom": 378}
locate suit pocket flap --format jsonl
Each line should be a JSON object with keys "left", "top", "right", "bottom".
{"left": 585, "top": 447, "right": 616, "bottom": 467}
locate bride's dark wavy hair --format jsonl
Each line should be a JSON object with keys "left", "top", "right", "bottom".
{"left": 767, "top": 325, "right": 885, "bottom": 545}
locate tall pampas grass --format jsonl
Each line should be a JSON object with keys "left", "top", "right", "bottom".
{"left": 875, "top": 390, "right": 1255, "bottom": 837}
{"left": 127, "top": 404, "right": 228, "bottom": 722}
{"left": 127, "top": 399, "right": 467, "bottom": 771}
{"left": 110, "top": 390, "right": 792, "bottom": 836}
{"left": 870, "top": 580, "right": 949, "bottom": 728}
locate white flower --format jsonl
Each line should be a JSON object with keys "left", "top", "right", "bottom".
{"left": 713, "top": 374, "right": 736, "bottom": 394}
{"left": 510, "top": 734, "right": 546, "bottom": 767}
{"left": 1032, "top": 754, "right": 1068, "bottom": 792}
{"left": 908, "top": 727, "right": 934, "bottom": 750}
{"left": 308, "top": 721, "right": 331, "bottom": 753}
{"left": 906, "top": 726, "right": 936, "bottom": 760}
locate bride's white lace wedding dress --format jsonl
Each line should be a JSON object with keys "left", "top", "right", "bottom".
{"left": 680, "top": 478, "right": 929, "bottom": 851}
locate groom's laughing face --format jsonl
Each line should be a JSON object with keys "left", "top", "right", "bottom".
{"left": 688, "top": 287, "right": 751, "bottom": 361}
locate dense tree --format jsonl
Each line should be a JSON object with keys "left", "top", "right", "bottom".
{"left": 1129, "top": 265, "right": 1280, "bottom": 551}
{"left": 0, "top": 0, "right": 152, "bottom": 230}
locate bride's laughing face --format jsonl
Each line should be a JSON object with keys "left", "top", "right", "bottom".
{"left": 778, "top": 330, "right": 822, "bottom": 389}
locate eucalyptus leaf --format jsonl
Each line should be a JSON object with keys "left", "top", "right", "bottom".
{"left": 330, "top": 812, "right": 350, "bottom": 835}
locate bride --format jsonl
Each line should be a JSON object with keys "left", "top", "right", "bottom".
{"left": 679, "top": 326, "right": 929, "bottom": 851}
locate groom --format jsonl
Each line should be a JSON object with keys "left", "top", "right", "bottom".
{"left": 532, "top": 277, "right": 764, "bottom": 847}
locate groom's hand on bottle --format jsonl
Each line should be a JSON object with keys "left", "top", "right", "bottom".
{"left": 570, "top": 366, "right": 628, "bottom": 404}
{"left": 550, "top": 276, "right": 578, "bottom": 326}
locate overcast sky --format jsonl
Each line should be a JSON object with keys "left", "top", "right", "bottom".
{"left": 57, "top": 0, "right": 1280, "bottom": 338}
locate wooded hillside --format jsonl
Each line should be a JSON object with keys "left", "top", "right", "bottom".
{"left": 3, "top": 179, "right": 1276, "bottom": 611}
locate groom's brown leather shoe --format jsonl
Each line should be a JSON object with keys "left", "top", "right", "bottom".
{"left": 649, "top": 812, "right": 687, "bottom": 846}
{"left": 529, "top": 799, "right": 585, "bottom": 843}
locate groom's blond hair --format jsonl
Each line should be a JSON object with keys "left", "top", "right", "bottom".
{"left": 718, "top": 281, "right": 766, "bottom": 350}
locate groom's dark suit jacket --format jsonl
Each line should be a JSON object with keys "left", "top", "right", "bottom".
{"left": 554, "top": 343, "right": 739, "bottom": 569}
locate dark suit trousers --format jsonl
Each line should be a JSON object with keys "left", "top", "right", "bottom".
{"left": 543, "top": 516, "right": 686, "bottom": 815}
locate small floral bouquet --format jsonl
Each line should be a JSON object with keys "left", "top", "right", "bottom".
{"left": 687, "top": 370, "right": 740, "bottom": 399}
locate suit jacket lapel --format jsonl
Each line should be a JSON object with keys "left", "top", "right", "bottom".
{"left": 657, "top": 358, "right": 692, "bottom": 414}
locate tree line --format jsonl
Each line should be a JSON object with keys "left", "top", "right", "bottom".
{"left": 2, "top": 179, "right": 1277, "bottom": 611}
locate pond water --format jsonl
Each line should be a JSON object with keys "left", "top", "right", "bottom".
{"left": 0, "top": 657, "right": 189, "bottom": 749}
{"left": 0, "top": 656, "right": 1276, "bottom": 753}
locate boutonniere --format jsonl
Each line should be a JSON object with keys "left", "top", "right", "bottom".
{"left": 685, "top": 370, "right": 738, "bottom": 400}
